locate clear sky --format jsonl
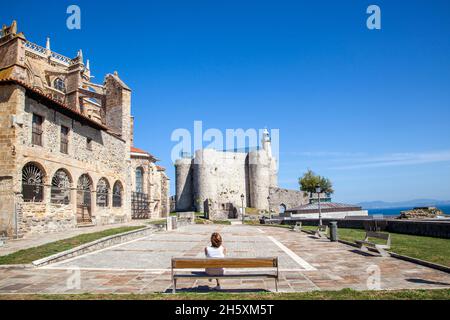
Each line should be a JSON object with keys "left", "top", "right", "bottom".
{"left": 3, "top": 0, "right": 450, "bottom": 203}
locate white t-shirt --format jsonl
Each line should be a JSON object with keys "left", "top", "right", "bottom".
{"left": 205, "top": 246, "right": 225, "bottom": 276}
{"left": 206, "top": 246, "right": 225, "bottom": 258}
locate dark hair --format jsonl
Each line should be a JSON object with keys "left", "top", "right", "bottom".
{"left": 210, "top": 232, "right": 223, "bottom": 248}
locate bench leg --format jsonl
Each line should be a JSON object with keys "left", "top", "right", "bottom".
{"left": 359, "top": 244, "right": 369, "bottom": 252}
{"left": 275, "top": 279, "right": 278, "bottom": 293}
{"left": 377, "top": 247, "right": 390, "bottom": 257}
{"left": 172, "top": 279, "right": 177, "bottom": 294}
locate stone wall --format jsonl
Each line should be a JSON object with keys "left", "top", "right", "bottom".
{"left": 269, "top": 187, "right": 308, "bottom": 213}
{"left": 193, "top": 149, "right": 249, "bottom": 213}
{"left": 0, "top": 85, "right": 22, "bottom": 236}
{"left": 0, "top": 88, "right": 131, "bottom": 237}
{"left": 275, "top": 218, "right": 450, "bottom": 239}
{"left": 19, "top": 202, "right": 76, "bottom": 235}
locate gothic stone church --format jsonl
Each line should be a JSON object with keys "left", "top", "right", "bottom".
{"left": 0, "top": 21, "right": 169, "bottom": 238}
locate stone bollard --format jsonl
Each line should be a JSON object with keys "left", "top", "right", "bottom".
{"left": 166, "top": 216, "right": 177, "bottom": 231}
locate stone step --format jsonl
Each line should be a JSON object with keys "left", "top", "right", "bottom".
{"left": 77, "top": 223, "right": 96, "bottom": 228}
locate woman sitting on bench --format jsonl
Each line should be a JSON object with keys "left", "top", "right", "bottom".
{"left": 204, "top": 232, "right": 227, "bottom": 290}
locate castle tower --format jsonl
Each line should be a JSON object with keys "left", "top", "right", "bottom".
{"left": 193, "top": 149, "right": 218, "bottom": 213}
{"left": 248, "top": 149, "right": 271, "bottom": 211}
{"left": 175, "top": 157, "right": 194, "bottom": 211}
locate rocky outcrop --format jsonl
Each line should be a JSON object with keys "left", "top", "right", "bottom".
{"left": 399, "top": 207, "right": 444, "bottom": 220}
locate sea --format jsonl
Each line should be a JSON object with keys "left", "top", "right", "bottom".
{"left": 368, "top": 205, "right": 450, "bottom": 217}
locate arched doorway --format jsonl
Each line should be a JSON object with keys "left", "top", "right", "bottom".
{"left": 77, "top": 174, "right": 93, "bottom": 224}
{"left": 279, "top": 204, "right": 287, "bottom": 214}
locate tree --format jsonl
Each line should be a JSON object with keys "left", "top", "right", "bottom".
{"left": 299, "top": 169, "right": 334, "bottom": 195}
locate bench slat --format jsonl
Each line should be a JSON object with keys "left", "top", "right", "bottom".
{"left": 174, "top": 273, "right": 277, "bottom": 279}
{"left": 172, "top": 258, "right": 278, "bottom": 269}
{"left": 366, "top": 231, "right": 390, "bottom": 240}
{"left": 356, "top": 240, "right": 377, "bottom": 247}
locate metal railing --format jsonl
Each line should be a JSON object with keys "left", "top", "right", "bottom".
{"left": 22, "top": 183, "right": 44, "bottom": 202}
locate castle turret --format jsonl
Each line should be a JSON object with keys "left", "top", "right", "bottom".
{"left": 175, "top": 157, "right": 194, "bottom": 211}
{"left": 262, "top": 128, "right": 272, "bottom": 158}
{"left": 193, "top": 149, "right": 218, "bottom": 213}
{"left": 248, "top": 150, "right": 271, "bottom": 211}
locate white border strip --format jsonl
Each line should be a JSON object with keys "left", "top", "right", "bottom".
{"left": 40, "top": 266, "right": 309, "bottom": 273}
{"left": 39, "top": 234, "right": 154, "bottom": 268}
{"left": 267, "top": 236, "right": 317, "bottom": 271}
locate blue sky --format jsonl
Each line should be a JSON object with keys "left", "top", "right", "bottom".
{"left": 3, "top": 0, "right": 450, "bottom": 203}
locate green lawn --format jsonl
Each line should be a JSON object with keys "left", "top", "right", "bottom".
{"left": 147, "top": 219, "right": 167, "bottom": 225}
{"left": 0, "top": 288, "right": 449, "bottom": 300}
{"left": 195, "top": 217, "right": 231, "bottom": 225}
{"left": 0, "top": 226, "right": 145, "bottom": 265}
{"left": 301, "top": 226, "right": 450, "bottom": 267}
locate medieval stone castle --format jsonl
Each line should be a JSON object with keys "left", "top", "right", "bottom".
{"left": 0, "top": 21, "right": 169, "bottom": 238}
{"left": 175, "top": 129, "right": 308, "bottom": 219}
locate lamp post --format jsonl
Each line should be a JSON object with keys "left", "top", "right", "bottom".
{"left": 315, "top": 185, "right": 322, "bottom": 226}
{"left": 240, "top": 194, "right": 245, "bottom": 223}
{"left": 267, "top": 196, "right": 271, "bottom": 219}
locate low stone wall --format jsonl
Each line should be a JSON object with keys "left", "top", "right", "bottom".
{"left": 265, "top": 217, "right": 450, "bottom": 239}
{"left": 177, "top": 212, "right": 196, "bottom": 226}
{"left": 167, "top": 213, "right": 196, "bottom": 231}
{"left": 269, "top": 187, "right": 308, "bottom": 212}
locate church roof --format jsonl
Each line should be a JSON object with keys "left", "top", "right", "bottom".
{"left": 130, "top": 146, "right": 159, "bottom": 162}
{"left": 0, "top": 77, "right": 108, "bottom": 131}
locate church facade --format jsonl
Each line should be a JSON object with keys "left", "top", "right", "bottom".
{"left": 0, "top": 21, "right": 169, "bottom": 238}
{"left": 175, "top": 129, "right": 308, "bottom": 219}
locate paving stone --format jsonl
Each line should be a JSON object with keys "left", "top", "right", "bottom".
{"left": 0, "top": 224, "right": 449, "bottom": 294}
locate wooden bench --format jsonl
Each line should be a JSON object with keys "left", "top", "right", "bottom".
{"left": 291, "top": 222, "right": 302, "bottom": 232}
{"left": 171, "top": 257, "right": 279, "bottom": 293}
{"left": 315, "top": 225, "right": 328, "bottom": 238}
{"left": 355, "top": 231, "right": 391, "bottom": 257}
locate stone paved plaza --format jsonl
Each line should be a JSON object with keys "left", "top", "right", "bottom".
{"left": 1, "top": 224, "right": 450, "bottom": 294}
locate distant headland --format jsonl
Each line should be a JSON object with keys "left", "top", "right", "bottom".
{"left": 358, "top": 199, "right": 450, "bottom": 210}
